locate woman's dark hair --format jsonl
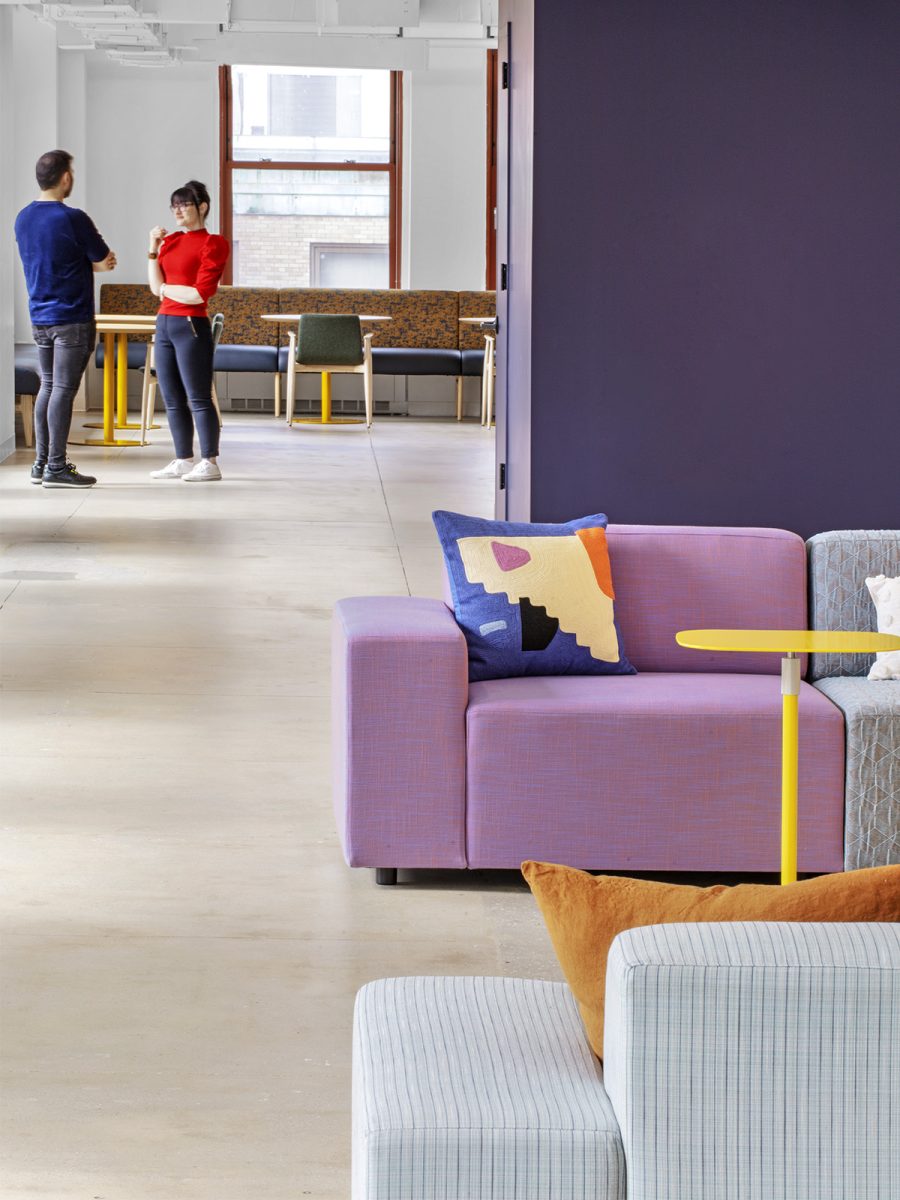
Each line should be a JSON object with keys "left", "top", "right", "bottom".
{"left": 36, "top": 150, "right": 73, "bottom": 191}
{"left": 170, "top": 180, "right": 211, "bottom": 216}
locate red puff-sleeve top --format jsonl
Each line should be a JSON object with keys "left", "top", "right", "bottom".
{"left": 157, "top": 229, "right": 230, "bottom": 317}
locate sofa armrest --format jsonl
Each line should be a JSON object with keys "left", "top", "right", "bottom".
{"left": 603, "top": 921, "right": 900, "bottom": 1200}
{"left": 332, "top": 596, "right": 469, "bottom": 869}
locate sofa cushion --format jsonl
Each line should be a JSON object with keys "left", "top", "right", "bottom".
{"left": 353, "top": 976, "right": 625, "bottom": 1200}
{"left": 372, "top": 346, "right": 462, "bottom": 375}
{"left": 813, "top": 676, "right": 900, "bottom": 869}
{"left": 214, "top": 344, "right": 278, "bottom": 372}
{"left": 466, "top": 673, "right": 845, "bottom": 872}
{"left": 434, "top": 509, "right": 634, "bottom": 683}
{"left": 460, "top": 347, "right": 486, "bottom": 376}
{"left": 806, "top": 530, "right": 900, "bottom": 680}
{"left": 522, "top": 860, "right": 900, "bottom": 1058}
{"left": 607, "top": 525, "right": 807, "bottom": 674}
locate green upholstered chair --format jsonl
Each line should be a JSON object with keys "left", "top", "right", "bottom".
{"left": 285, "top": 313, "right": 374, "bottom": 427}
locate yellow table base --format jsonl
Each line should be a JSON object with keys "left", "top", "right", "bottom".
{"left": 675, "top": 628, "right": 900, "bottom": 885}
{"left": 71, "top": 436, "right": 144, "bottom": 447}
{"left": 289, "top": 370, "right": 365, "bottom": 426}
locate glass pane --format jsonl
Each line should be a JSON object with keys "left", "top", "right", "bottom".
{"left": 231, "top": 65, "right": 391, "bottom": 163}
{"left": 231, "top": 168, "right": 390, "bottom": 288}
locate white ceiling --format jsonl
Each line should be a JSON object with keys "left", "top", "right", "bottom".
{"left": 9, "top": 0, "right": 499, "bottom": 69}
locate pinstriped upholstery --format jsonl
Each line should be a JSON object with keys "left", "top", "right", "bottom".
{"left": 604, "top": 922, "right": 900, "bottom": 1200}
{"left": 352, "top": 977, "right": 625, "bottom": 1200}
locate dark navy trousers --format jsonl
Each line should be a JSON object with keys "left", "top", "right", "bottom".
{"left": 154, "top": 314, "right": 219, "bottom": 459}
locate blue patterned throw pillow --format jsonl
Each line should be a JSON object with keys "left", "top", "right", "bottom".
{"left": 433, "top": 510, "right": 636, "bottom": 682}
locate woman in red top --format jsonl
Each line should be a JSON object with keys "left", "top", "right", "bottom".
{"left": 146, "top": 180, "right": 229, "bottom": 482}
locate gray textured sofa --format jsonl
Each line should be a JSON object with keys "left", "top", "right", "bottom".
{"left": 352, "top": 922, "right": 900, "bottom": 1200}
{"left": 807, "top": 530, "right": 900, "bottom": 868}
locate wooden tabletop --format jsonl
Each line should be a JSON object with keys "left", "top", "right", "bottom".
{"left": 676, "top": 629, "right": 900, "bottom": 654}
{"left": 260, "top": 313, "right": 391, "bottom": 322}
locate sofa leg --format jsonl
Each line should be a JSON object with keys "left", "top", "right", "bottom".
{"left": 375, "top": 868, "right": 398, "bottom": 886}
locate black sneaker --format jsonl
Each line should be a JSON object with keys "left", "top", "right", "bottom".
{"left": 30, "top": 461, "right": 47, "bottom": 485}
{"left": 42, "top": 462, "right": 97, "bottom": 489}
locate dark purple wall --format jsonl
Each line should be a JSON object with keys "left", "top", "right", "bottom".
{"left": 503, "top": 0, "right": 900, "bottom": 536}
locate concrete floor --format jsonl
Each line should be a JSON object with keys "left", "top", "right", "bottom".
{"left": 0, "top": 416, "right": 561, "bottom": 1199}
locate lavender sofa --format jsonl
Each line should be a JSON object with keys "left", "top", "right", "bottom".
{"left": 332, "top": 525, "right": 846, "bottom": 884}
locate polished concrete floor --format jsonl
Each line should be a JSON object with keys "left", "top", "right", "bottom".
{"left": 0, "top": 416, "right": 561, "bottom": 1199}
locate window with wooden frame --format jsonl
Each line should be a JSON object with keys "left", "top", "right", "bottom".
{"left": 219, "top": 65, "right": 402, "bottom": 288}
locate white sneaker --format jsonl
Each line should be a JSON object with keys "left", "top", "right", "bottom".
{"left": 151, "top": 458, "right": 194, "bottom": 479}
{"left": 183, "top": 459, "right": 222, "bottom": 483}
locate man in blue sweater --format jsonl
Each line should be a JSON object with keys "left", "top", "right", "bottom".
{"left": 15, "top": 150, "right": 117, "bottom": 488}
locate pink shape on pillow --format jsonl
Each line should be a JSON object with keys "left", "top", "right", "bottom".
{"left": 491, "top": 541, "right": 531, "bottom": 571}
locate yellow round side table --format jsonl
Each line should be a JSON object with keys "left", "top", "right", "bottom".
{"left": 675, "top": 629, "right": 900, "bottom": 884}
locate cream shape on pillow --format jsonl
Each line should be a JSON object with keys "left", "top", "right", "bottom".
{"left": 866, "top": 574, "right": 900, "bottom": 680}
{"left": 457, "top": 532, "right": 619, "bottom": 661}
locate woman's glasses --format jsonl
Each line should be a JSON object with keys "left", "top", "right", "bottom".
{"left": 170, "top": 201, "right": 196, "bottom": 212}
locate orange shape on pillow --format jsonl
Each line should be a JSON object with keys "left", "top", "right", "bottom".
{"left": 575, "top": 526, "right": 615, "bottom": 598}
{"left": 522, "top": 860, "right": 900, "bottom": 1059}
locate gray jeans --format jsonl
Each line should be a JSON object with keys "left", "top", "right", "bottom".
{"left": 32, "top": 321, "right": 96, "bottom": 469}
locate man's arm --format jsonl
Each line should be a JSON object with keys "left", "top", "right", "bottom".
{"left": 93, "top": 251, "right": 117, "bottom": 273}
{"left": 71, "top": 208, "right": 112, "bottom": 264}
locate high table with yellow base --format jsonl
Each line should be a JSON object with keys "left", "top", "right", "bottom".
{"left": 676, "top": 629, "right": 900, "bottom": 884}
{"left": 72, "top": 314, "right": 157, "bottom": 446}
{"left": 261, "top": 313, "right": 390, "bottom": 425}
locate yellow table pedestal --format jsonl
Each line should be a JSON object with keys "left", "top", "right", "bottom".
{"left": 780, "top": 655, "right": 801, "bottom": 885}
{"left": 675, "top": 628, "right": 900, "bottom": 885}
{"left": 72, "top": 330, "right": 142, "bottom": 447}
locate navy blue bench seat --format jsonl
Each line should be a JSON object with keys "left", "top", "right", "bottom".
{"left": 14, "top": 344, "right": 41, "bottom": 449}
{"left": 276, "top": 345, "right": 470, "bottom": 376}
{"left": 95, "top": 341, "right": 279, "bottom": 373}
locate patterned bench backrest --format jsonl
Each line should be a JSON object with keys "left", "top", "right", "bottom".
{"left": 277, "top": 289, "right": 460, "bottom": 349}
{"left": 458, "top": 290, "right": 496, "bottom": 349}
{"left": 806, "top": 530, "right": 900, "bottom": 680}
{"left": 211, "top": 286, "right": 280, "bottom": 345}
{"left": 98, "top": 283, "right": 157, "bottom": 343}
{"left": 99, "top": 283, "right": 280, "bottom": 346}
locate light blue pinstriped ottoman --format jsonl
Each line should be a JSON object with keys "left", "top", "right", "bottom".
{"left": 353, "top": 924, "right": 900, "bottom": 1200}
{"left": 352, "top": 976, "right": 625, "bottom": 1200}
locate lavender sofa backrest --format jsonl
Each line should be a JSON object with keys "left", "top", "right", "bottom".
{"left": 606, "top": 525, "right": 807, "bottom": 674}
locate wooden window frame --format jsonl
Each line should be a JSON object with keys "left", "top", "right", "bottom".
{"left": 219, "top": 64, "right": 402, "bottom": 288}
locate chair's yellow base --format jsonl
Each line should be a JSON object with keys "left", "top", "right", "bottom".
{"left": 289, "top": 417, "right": 365, "bottom": 426}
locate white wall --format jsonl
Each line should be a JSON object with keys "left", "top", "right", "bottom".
{"left": 0, "top": 8, "right": 16, "bottom": 460}
{"left": 403, "top": 45, "right": 487, "bottom": 290}
{"left": 86, "top": 62, "right": 219, "bottom": 285}
{"left": 12, "top": 8, "right": 60, "bottom": 341}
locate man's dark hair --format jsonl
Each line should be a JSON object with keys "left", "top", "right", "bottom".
{"left": 36, "top": 150, "right": 73, "bottom": 191}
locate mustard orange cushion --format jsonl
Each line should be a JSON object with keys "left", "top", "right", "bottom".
{"left": 522, "top": 860, "right": 900, "bottom": 1058}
